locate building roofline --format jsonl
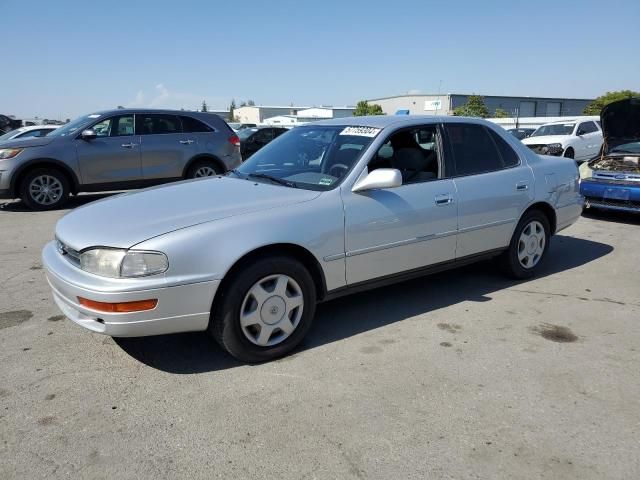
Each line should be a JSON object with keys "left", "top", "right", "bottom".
{"left": 368, "top": 93, "right": 595, "bottom": 102}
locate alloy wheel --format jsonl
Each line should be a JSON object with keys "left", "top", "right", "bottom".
{"left": 194, "top": 166, "right": 217, "bottom": 177}
{"left": 29, "top": 175, "right": 63, "bottom": 206}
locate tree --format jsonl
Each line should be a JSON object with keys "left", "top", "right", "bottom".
{"left": 493, "top": 108, "right": 511, "bottom": 118}
{"left": 229, "top": 99, "right": 236, "bottom": 122}
{"left": 583, "top": 90, "right": 640, "bottom": 115}
{"left": 453, "top": 95, "right": 490, "bottom": 117}
{"left": 353, "top": 100, "right": 385, "bottom": 116}
{"left": 247, "top": 99, "right": 256, "bottom": 106}
{"left": 201, "top": 100, "right": 208, "bottom": 112}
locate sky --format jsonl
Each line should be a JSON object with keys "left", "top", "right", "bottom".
{"left": 2, "top": 0, "right": 639, "bottom": 119}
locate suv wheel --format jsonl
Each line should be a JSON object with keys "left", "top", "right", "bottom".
{"left": 498, "top": 210, "right": 550, "bottom": 279}
{"left": 19, "top": 168, "right": 70, "bottom": 211}
{"left": 187, "top": 160, "right": 221, "bottom": 178}
{"left": 564, "top": 147, "right": 574, "bottom": 159}
{"left": 209, "top": 256, "right": 317, "bottom": 362}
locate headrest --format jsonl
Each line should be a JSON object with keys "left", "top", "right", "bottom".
{"left": 392, "top": 148, "right": 425, "bottom": 171}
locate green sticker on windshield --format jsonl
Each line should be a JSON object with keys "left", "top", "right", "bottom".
{"left": 319, "top": 178, "right": 334, "bottom": 185}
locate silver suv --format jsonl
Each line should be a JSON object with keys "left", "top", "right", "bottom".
{"left": 0, "top": 109, "right": 242, "bottom": 210}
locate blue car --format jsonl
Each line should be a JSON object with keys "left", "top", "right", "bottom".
{"left": 580, "top": 98, "right": 640, "bottom": 213}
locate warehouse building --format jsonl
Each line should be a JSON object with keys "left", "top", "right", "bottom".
{"left": 368, "top": 93, "right": 594, "bottom": 118}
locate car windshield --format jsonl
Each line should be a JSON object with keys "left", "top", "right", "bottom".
{"left": 48, "top": 114, "right": 99, "bottom": 137}
{"left": 0, "top": 129, "right": 22, "bottom": 141}
{"left": 610, "top": 141, "right": 640, "bottom": 154}
{"left": 238, "top": 128, "right": 258, "bottom": 140}
{"left": 233, "top": 125, "right": 380, "bottom": 191}
{"left": 530, "top": 123, "right": 575, "bottom": 137}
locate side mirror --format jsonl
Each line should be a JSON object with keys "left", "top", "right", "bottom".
{"left": 81, "top": 129, "right": 97, "bottom": 140}
{"left": 352, "top": 168, "right": 402, "bottom": 192}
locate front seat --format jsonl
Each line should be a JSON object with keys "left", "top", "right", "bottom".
{"left": 391, "top": 148, "right": 436, "bottom": 183}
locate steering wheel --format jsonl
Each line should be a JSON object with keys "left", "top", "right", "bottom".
{"left": 328, "top": 163, "right": 349, "bottom": 178}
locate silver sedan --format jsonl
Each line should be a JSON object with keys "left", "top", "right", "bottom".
{"left": 43, "top": 116, "right": 583, "bottom": 362}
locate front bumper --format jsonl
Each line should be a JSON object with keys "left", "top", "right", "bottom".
{"left": 581, "top": 179, "right": 640, "bottom": 213}
{"left": 42, "top": 241, "right": 219, "bottom": 336}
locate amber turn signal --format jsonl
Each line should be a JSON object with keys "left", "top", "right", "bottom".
{"left": 77, "top": 297, "right": 158, "bottom": 313}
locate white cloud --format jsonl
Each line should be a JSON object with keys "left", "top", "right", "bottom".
{"left": 127, "top": 84, "right": 231, "bottom": 111}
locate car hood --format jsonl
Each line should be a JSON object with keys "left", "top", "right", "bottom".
{"left": 56, "top": 176, "right": 321, "bottom": 250}
{"left": 521, "top": 135, "right": 568, "bottom": 145}
{"left": 601, "top": 97, "right": 640, "bottom": 153}
{"left": 0, "top": 135, "right": 57, "bottom": 148}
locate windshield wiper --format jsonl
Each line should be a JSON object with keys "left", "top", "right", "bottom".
{"left": 246, "top": 173, "right": 297, "bottom": 188}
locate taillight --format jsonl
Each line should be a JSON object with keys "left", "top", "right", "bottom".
{"left": 229, "top": 134, "right": 240, "bottom": 147}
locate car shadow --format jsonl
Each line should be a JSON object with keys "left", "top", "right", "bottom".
{"left": 0, "top": 192, "right": 121, "bottom": 212}
{"left": 582, "top": 209, "right": 640, "bottom": 226}
{"left": 115, "top": 234, "right": 613, "bottom": 374}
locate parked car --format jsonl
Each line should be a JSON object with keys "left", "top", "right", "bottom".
{"left": 228, "top": 122, "right": 257, "bottom": 132}
{"left": 580, "top": 98, "right": 640, "bottom": 213}
{"left": 507, "top": 128, "right": 535, "bottom": 140}
{"left": 240, "top": 127, "right": 289, "bottom": 159}
{"left": 0, "top": 125, "right": 58, "bottom": 143}
{"left": 0, "top": 114, "right": 22, "bottom": 134}
{"left": 0, "top": 109, "right": 241, "bottom": 210}
{"left": 43, "top": 116, "right": 582, "bottom": 362}
{"left": 522, "top": 118, "right": 602, "bottom": 162}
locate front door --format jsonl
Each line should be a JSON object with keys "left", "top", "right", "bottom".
{"left": 343, "top": 124, "right": 458, "bottom": 285}
{"left": 442, "top": 123, "right": 534, "bottom": 258}
{"left": 576, "top": 121, "right": 602, "bottom": 160}
{"left": 75, "top": 114, "right": 141, "bottom": 185}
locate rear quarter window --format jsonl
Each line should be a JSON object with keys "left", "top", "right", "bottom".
{"left": 181, "top": 116, "right": 214, "bottom": 133}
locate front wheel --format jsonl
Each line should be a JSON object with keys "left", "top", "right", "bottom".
{"left": 19, "top": 168, "right": 70, "bottom": 211}
{"left": 498, "top": 210, "right": 550, "bottom": 279}
{"left": 209, "top": 256, "right": 317, "bottom": 362}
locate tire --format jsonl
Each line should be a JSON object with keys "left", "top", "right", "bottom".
{"left": 498, "top": 210, "right": 550, "bottom": 280}
{"left": 563, "top": 147, "right": 574, "bottom": 159}
{"left": 209, "top": 256, "right": 317, "bottom": 362}
{"left": 19, "top": 168, "right": 70, "bottom": 211}
{"left": 186, "top": 159, "right": 222, "bottom": 179}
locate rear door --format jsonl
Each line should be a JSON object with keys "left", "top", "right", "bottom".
{"left": 75, "top": 114, "right": 141, "bottom": 184}
{"left": 137, "top": 113, "right": 188, "bottom": 180}
{"left": 576, "top": 121, "right": 601, "bottom": 159}
{"left": 443, "top": 122, "right": 534, "bottom": 258}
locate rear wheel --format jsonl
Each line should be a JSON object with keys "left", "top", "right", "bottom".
{"left": 499, "top": 210, "right": 550, "bottom": 279}
{"left": 564, "top": 147, "right": 574, "bottom": 159}
{"left": 19, "top": 168, "right": 70, "bottom": 211}
{"left": 209, "top": 256, "right": 316, "bottom": 362}
{"left": 186, "top": 160, "right": 221, "bottom": 178}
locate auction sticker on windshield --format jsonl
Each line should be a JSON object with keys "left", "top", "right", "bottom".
{"left": 340, "top": 126, "right": 381, "bottom": 137}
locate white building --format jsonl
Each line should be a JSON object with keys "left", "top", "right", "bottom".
{"left": 235, "top": 105, "right": 355, "bottom": 124}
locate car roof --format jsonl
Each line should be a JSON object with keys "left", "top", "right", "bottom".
{"left": 311, "top": 115, "right": 492, "bottom": 129}
{"left": 86, "top": 108, "right": 222, "bottom": 117}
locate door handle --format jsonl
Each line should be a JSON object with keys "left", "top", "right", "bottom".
{"left": 121, "top": 143, "right": 137, "bottom": 148}
{"left": 516, "top": 182, "right": 529, "bottom": 191}
{"left": 179, "top": 139, "right": 195, "bottom": 145}
{"left": 434, "top": 193, "right": 453, "bottom": 205}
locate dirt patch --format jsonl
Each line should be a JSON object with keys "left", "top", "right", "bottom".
{"left": 530, "top": 324, "right": 578, "bottom": 343}
{"left": 47, "top": 315, "right": 65, "bottom": 322}
{"left": 0, "top": 310, "right": 33, "bottom": 329}
{"left": 37, "top": 416, "right": 56, "bottom": 426}
{"left": 440, "top": 342, "right": 452, "bottom": 347}
{"left": 437, "top": 323, "right": 462, "bottom": 334}
{"left": 360, "top": 346, "right": 383, "bottom": 354}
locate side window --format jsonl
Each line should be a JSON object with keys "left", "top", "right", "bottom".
{"left": 274, "top": 128, "right": 288, "bottom": 138}
{"left": 180, "top": 116, "right": 213, "bottom": 133}
{"left": 253, "top": 129, "right": 273, "bottom": 143}
{"left": 370, "top": 125, "right": 440, "bottom": 184}
{"left": 112, "top": 115, "right": 134, "bottom": 136}
{"left": 137, "top": 114, "right": 182, "bottom": 135}
{"left": 92, "top": 118, "right": 113, "bottom": 137}
{"left": 444, "top": 123, "right": 505, "bottom": 176}
{"left": 487, "top": 128, "right": 519, "bottom": 167}
{"left": 578, "top": 121, "right": 598, "bottom": 134}
{"left": 17, "top": 129, "right": 47, "bottom": 139}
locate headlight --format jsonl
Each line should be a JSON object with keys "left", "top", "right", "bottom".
{"left": 547, "top": 143, "right": 564, "bottom": 155}
{"left": 79, "top": 248, "right": 168, "bottom": 278}
{"left": 0, "top": 148, "right": 23, "bottom": 160}
{"left": 579, "top": 161, "right": 593, "bottom": 180}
